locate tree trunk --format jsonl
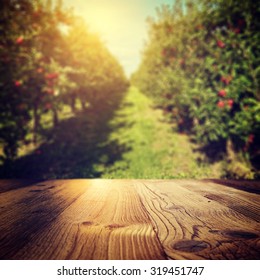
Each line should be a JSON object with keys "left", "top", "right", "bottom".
{"left": 80, "top": 99, "right": 86, "bottom": 111}
{"left": 53, "top": 107, "right": 59, "bottom": 127}
{"left": 226, "top": 138, "right": 236, "bottom": 162}
{"left": 33, "top": 105, "right": 40, "bottom": 145}
{"left": 70, "top": 95, "right": 76, "bottom": 113}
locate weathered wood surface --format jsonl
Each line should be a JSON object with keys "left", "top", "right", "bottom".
{"left": 0, "top": 179, "right": 259, "bottom": 260}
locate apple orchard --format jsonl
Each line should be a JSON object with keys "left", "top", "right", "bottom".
{"left": 0, "top": 0, "right": 128, "bottom": 161}
{"left": 132, "top": 0, "right": 259, "bottom": 178}
{"left": 0, "top": 0, "right": 259, "bottom": 179}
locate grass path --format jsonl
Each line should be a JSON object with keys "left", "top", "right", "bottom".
{"left": 100, "top": 87, "right": 221, "bottom": 178}
{"left": 0, "top": 86, "right": 222, "bottom": 179}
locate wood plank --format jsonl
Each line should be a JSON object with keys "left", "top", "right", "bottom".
{"left": 0, "top": 179, "right": 40, "bottom": 193}
{"left": 0, "top": 180, "right": 166, "bottom": 260}
{"left": 175, "top": 179, "right": 260, "bottom": 223}
{"left": 135, "top": 180, "right": 260, "bottom": 260}
{"left": 0, "top": 180, "right": 87, "bottom": 259}
{"left": 0, "top": 179, "right": 259, "bottom": 260}
{"left": 203, "top": 179, "right": 260, "bottom": 195}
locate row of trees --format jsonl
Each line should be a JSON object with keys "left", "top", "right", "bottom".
{"left": 132, "top": 0, "right": 259, "bottom": 178}
{"left": 0, "top": 0, "right": 128, "bottom": 161}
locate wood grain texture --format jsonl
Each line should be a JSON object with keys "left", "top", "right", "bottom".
{"left": 0, "top": 179, "right": 40, "bottom": 194}
{"left": 0, "top": 180, "right": 165, "bottom": 260}
{"left": 134, "top": 180, "right": 260, "bottom": 260}
{"left": 177, "top": 179, "right": 260, "bottom": 223}
{"left": 0, "top": 179, "right": 259, "bottom": 260}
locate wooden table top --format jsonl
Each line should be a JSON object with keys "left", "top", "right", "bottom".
{"left": 0, "top": 179, "right": 259, "bottom": 260}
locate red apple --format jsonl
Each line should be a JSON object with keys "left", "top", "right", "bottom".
{"left": 221, "top": 75, "right": 232, "bottom": 85}
{"left": 218, "top": 89, "right": 227, "bottom": 97}
{"left": 16, "top": 36, "right": 24, "bottom": 44}
{"left": 233, "top": 28, "right": 240, "bottom": 34}
{"left": 46, "top": 72, "right": 59, "bottom": 79}
{"left": 217, "top": 100, "right": 225, "bottom": 108}
{"left": 45, "top": 88, "right": 54, "bottom": 95}
{"left": 248, "top": 134, "right": 254, "bottom": 143}
{"left": 179, "top": 58, "right": 185, "bottom": 65}
{"left": 14, "top": 80, "right": 21, "bottom": 87}
{"left": 227, "top": 99, "right": 234, "bottom": 108}
{"left": 221, "top": 77, "right": 226, "bottom": 84}
{"left": 45, "top": 103, "right": 52, "bottom": 110}
{"left": 217, "top": 40, "right": 225, "bottom": 48}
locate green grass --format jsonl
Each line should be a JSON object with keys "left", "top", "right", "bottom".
{"left": 1, "top": 87, "right": 223, "bottom": 179}
{"left": 100, "top": 87, "right": 222, "bottom": 178}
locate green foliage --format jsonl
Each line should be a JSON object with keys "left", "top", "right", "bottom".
{"left": 0, "top": 0, "right": 128, "bottom": 162}
{"left": 101, "top": 87, "right": 217, "bottom": 179}
{"left": 64, "top": 18, "right": 128, "bottom": 111}
{"left": 132, "top": 0, "right": 260, "bottom": 177}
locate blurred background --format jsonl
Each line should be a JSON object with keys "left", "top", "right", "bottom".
{"left": 0, "top": 0, "right": 259, "bottom": 179}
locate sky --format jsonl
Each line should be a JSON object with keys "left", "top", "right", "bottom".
{"left": 62, "top": 0, "right": 174, "bottom": 77}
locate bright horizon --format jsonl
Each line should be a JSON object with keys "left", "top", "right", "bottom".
{"left": 62, "top": 0, "right": 175, "bottom": 77}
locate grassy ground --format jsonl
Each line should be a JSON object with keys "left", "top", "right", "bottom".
{"left": 0, "top": 87, "right": 223, "bottom": 179}
{"left": 99, "top": 87, "right": 222, "bottom": 178}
